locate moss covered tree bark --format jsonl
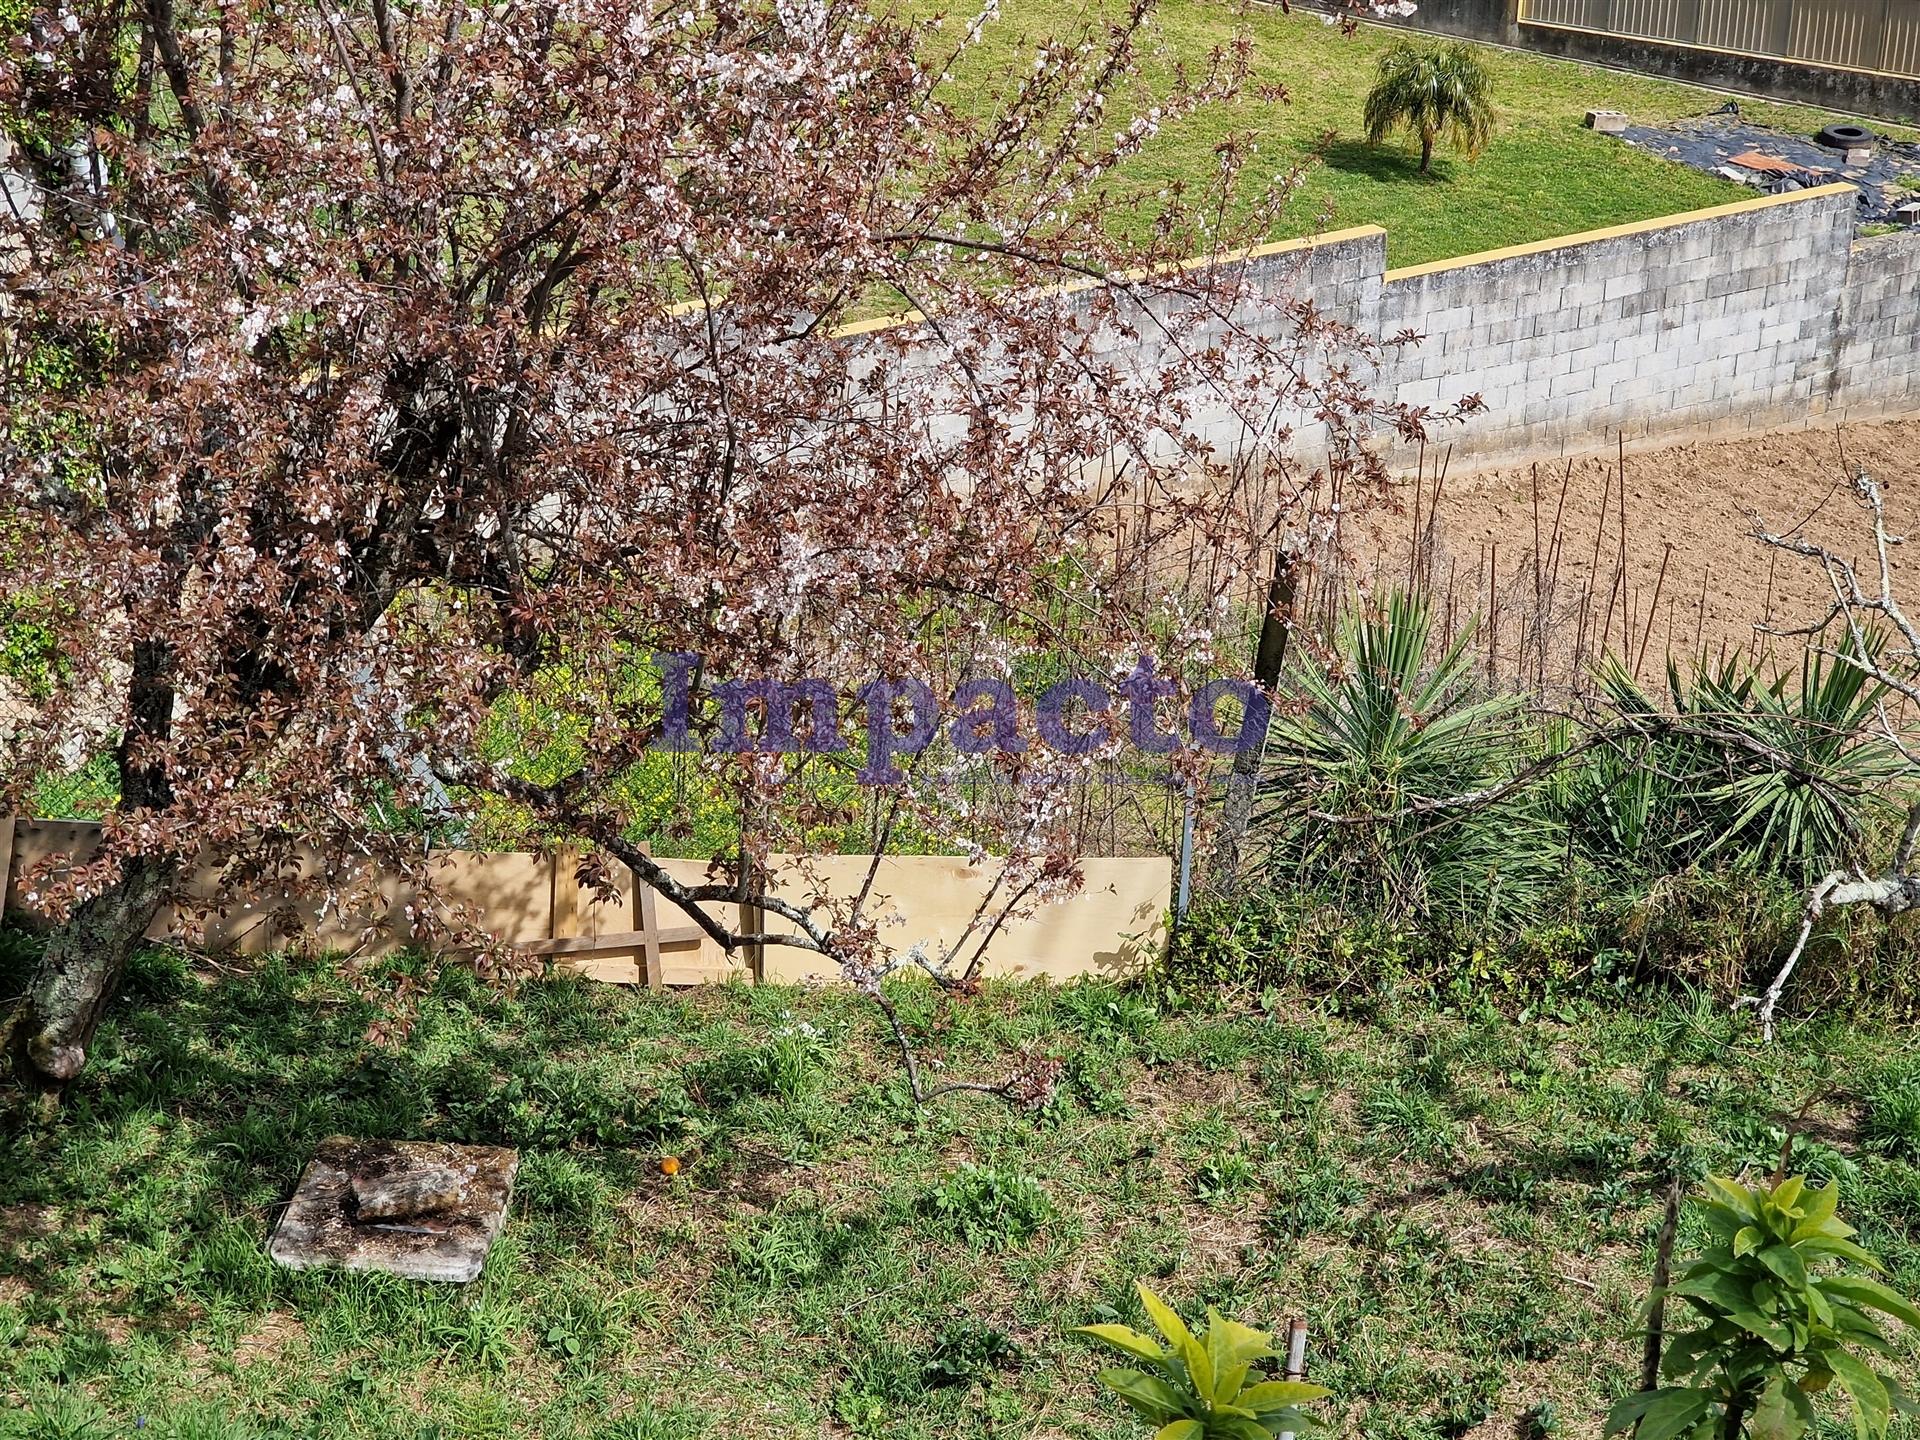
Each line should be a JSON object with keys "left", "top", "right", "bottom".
{"left": 5, "top": 641, "right": 177, "bottom": 1095}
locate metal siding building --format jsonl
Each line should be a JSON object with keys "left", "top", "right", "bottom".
{"left": 1519, "top": 0, "right": 1920, "bottom": 79}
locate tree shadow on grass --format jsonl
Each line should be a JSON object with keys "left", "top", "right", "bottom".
{"left": 0, "top": 934, "right": 675, "bottom": 1369}
{"left": 1320, "top": 137, "right": 1456, "bottom": 185}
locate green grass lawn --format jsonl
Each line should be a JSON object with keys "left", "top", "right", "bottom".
{"left": 3, "top": 940, "right": 1917, "bottom": 1439}
{"left": 936, "top": 0, "right": 1912, "bottom": 267}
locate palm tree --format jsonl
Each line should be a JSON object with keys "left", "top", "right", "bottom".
{"left": 1362, "top": 41, "right": 1496, "bottom": 173}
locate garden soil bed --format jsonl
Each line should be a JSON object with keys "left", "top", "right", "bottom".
{"left": 1355, "top": 417, "right": 1920, "bottom": 674}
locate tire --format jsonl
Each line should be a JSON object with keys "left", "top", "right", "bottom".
{"left": 1818, "top": 123, "right": 1874, "bottom": 150}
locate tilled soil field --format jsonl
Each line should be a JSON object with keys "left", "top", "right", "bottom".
{"left": 1347, "top": 418, "right": 1920, "bottom": 688}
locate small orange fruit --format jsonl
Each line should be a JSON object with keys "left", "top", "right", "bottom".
{"left": 660, "top": 1155, "right": 682, "bottom": 1177}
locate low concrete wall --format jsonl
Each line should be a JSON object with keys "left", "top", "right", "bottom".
{"left": 701, "top": 182, "right": 1920, "bottom": 475}
{"left": 1831, "top": 227, "right": 1920, "bottom": 418}
{"left": 1372, "top": 183, "right": 1904, "bottom": 466}
{"left": 1137, "top": 183, "right": 1920, "bottom": 471}
{"left": 880, "top": 182, "right": 1920, "bottom": 470}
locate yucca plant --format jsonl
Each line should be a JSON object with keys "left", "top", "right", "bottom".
{"left": 1361, "top": 41, "right": 1496, "bottom": 173}
{"left": 1256, "top": 592, "right": 1562, "bottom": 930}
{"left": 1588, "top": 644, "right": 1901, "bottom": 880}
{"left": 1077, "top": 1281, "right": 1331, "bottom": 1439}
{"left": 1609, "top": 1173, "right": 1919, "bottom": 1440}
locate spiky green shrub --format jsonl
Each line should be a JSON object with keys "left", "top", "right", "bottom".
{"left": 1256, "top": 592, "right": 1563, "bottom": 932}
{"left": 1577, "top": 646, "right": 1900, "bottom": 881}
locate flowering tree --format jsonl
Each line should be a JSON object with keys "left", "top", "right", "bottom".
{"left": 0, "top": 0, "right": 1421, "bottom": 1095}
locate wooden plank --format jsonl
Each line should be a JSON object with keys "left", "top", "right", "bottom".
{"left": 565, "top": 956, "right": 654, "bottom": 986}
{"left": 635, "top": 843, "right": 665, "bottom": 992}
{"left": 740, "top": 864, "right": 764, "bottom": 985}
{"left": 662, "top": 959, "right": 736, "bottom": 986}
{"left": 550, "top": 846, "right": 580, "bottom": 942}
{"left": 522, "top": 926, "right": 703, "bottom": 958}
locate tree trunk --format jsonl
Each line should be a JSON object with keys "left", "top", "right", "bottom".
{"left": 1419, "top": 133, "right": 1434, "bottom": 172}
{"left": 1208, "top": 547, "right": 1298, "bottom": 890}
{"left": 6, "top": 637, "right": 178, "bottom": 1096}
{"left": 6, "top": 853, "right": 176, "bottom": 1092}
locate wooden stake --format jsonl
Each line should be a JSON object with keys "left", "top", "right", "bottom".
{"left": 1425, "top": 446, "right": 1452, "bottom": 595}
{"left": 1488, "top": 540, "right": 1499, "bottom": 683}
{"left": 1530, "top": 463, "right": 1543, "bottom": 683}
{"left": 1410, "top": 441, "right": 1426, "bottom": 591}
{"left": 551, "top": 846, "right": 580, "bottom": 944}
{"left": 1580, "top": 459, "right": 1613, "bottom": 665}
{"left": 1616, "top": 434, "right": 1633, "bottom": 658}
{"left": 635, "top": 841, "right": 665, "bottom": 990}
{"left": 1636, "top": 543, "right": 1674, "bottom": 680}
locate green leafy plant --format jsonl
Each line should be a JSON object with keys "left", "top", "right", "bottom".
{"left": 1191, "top": 1151, "right": 1259, "bottom": 1207}
{"left": 1362, "top": 41, "right": 1496, "bottom": 172}
{"left": 923, "top": 1318, "right": 1020, "bottom": 1388}
{"left": 926, "top": 1164, "right": 1054, "bottom": 1250}
{"left": 1607, "top": 1173, "right": 1920, "bottom": 1440}
{"left": 1076, "top": 1281, "right": 1331, "bottom": 1439}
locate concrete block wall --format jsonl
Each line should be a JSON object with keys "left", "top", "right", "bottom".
{"left": 1374, "top": 184, "right": 1867, "bottom": 468}
{"left": 1831, "top": 228, "right": 1920, "bottom": 421}
{"left": 842, "top": 184, "right": 1920, "bottom": 474}
{"left": 1080, "top": 182, "right": 1920, "bottom": 471}
{"left": 1180, "top": 226, "right": 1388, "bottom": 460}
{"left": 834, "top": 225, "right": 1389, "bottom": 467}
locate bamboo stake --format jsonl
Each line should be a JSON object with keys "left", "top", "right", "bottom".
{"left": 1616, "top": 435, "right": 1633, "bottom": 658}
{"left": 1410, "top": 440, "right": 1426, "bottom": 591}
{"left": 1579, "top": 458, "right": 1613, "bottom": 668}
{"left": 1276, "top": 1320, "right": 1311, "bottom": 1440}
{"left": 1485, "top": 541, "right": 1495, "bottom": 681}
{"left": 1530, "top": 463, "right": 1543, "bottom": 685}
{"left": 1424, "top": 446, "right": 1452, "bottom": 595}
{"left": 1546, "top": 459, "right": 1573, "bottom": 683}
{"left": 1641, "top": 1179, "right": 1684, "bottom": 1392}
{"left": 1635, "top": 543, "right": 1674, "bottom": 680}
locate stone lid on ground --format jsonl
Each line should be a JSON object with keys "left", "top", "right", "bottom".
{"left": 268, "top": 1137, "right": 518, "bottom": 1284}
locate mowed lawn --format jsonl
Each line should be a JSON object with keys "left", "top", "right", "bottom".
{"left": 2, "top": 939, "right": 1918, "bottom": 1440}
{"left": 927, "top": 0, "right": 1909, "bottom": 267}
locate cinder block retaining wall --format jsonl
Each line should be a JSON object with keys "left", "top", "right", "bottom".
{"left": 1375, "top": 183, "right": 1883, "bottom": 465}
{"left": 952, "top": 185, "right": 1920, "bottom": 473}
{"left": 1833, "top": 224, "right": 1920, "bottom": 421}
{"left": 1232, "top": 183, "right": 1920, "bottom": 470}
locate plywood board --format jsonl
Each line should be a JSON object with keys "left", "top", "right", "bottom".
{"left": 3, "top": 820, "right": 1168, "bottom": 985}
{"left": 751, "top": 854, "right": 1168, "bottom": 984}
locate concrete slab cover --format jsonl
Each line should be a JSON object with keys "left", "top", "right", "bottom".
{"left": 268, "top": 1137, "right": 518, "bottom": 1283}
